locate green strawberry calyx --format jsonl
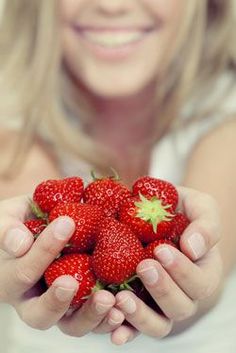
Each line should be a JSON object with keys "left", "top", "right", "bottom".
{"left": 90, "top": 167, "right": 120, "bottom": 181}
{"left": 29, "top": 200, "right": 49, "bottom": 221}
{"left": 107, "top": 274, "right": 138, "bottom": 294}
{"left": 135, "top": 193, "right": 174, "bottom": 233}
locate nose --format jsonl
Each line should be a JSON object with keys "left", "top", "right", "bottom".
{"left": 95, "top": 0, "right": 132, "bottom": 16}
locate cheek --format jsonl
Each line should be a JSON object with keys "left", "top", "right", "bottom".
{"left": 59, "top": 0, "right": 84, "bottom": 22}
{"left": 145, "top": 0, "right": 187, "bottom": 26}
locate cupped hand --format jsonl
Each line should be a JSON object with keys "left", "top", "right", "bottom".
{"left": 0, "top": 195, "right": 120, "bottom": 335}
{"left": 110, "top": 186, "right": 223, "bottom": 345}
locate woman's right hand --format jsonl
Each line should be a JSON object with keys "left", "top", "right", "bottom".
{"left": 0, "top": 195, "right": 123, "bottom": 335}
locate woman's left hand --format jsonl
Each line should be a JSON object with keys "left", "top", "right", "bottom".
{"left": 107, "top": 186, "right": 223, "bottom": 345}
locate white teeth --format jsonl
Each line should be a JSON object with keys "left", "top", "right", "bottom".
{"left": 82, "top": 31, "right": 145, "bottom": 47}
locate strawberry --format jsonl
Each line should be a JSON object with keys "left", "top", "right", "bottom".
{"left": 83, "top": 173, "right": 131, "bottom": 218}
{"left": 92, "top": 218, "right": 145, "bottom": 285}
{"left": 166, "top": 212, "right": 190, "bottom": 246}
{"left": 33, "top": 177, "right": 84, "bottom": 213}
{"left": 24, "top": 219, "right": 47, "bottom": 238}
{"left": 144, "top": 238, "right": 177, "bottom": 259}
{"left": 49, "top": 203, "right": 105, "bottom": 252}
{"left": 44, "top": 254, "right": 97, "bottom": 309}
{"left": 132, "top": 176, "right": 178, "bottom": 212}
{"left": 118, "top": 195, "right": 174, "bottom": 244}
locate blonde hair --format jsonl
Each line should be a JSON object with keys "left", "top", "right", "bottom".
{"left": 0, "top": 0, "right": 235, "bottom": 176}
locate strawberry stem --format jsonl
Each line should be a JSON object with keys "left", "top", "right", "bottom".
{"left": 90, "top": 168, "right": 120, "bottom": 181}
{"left": 107, "top": 275, "right": 138, "bottom": 293}
{"left": 93, "top": 280, "right": 105, "bottom": 292}
{"left": 109, "top": 167, "right": 120, "bottom": 181}
{"left": 30, "top": 200, "right": 48, "bottom": 221}
{"left": 135, "top": 193, "right": 174, "bottom": 233}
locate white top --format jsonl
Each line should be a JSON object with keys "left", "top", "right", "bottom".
{"left": 1, "top": 76, "right": 236, "bottom": 353}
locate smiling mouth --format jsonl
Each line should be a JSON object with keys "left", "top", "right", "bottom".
{"left": 73, "top": 27, "right": 156, "bottom": 48}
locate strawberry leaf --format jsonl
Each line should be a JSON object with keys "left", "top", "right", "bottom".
{"left": 135, "top": 193, "right": 174, "bottom": 233}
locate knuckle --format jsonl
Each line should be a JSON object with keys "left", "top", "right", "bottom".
{"left": 37, "top": 236, "right": 59, "bottom": 258}
{"left": 20, "top": 311, "right": 49, "bottom": 331}
{"left": 135, "top": 315, "right": 150, "bottom": 328}
{"left": 92, "top": 326, "right": 105, "bottom": 334}
{"left": 44, "top": 299, "right": 64, "bottom": 316}
{"left": 14, "top": 262, "right": 35, "bottom": 286}
{"left": 175, "top": 265, "right": 189, "bottom": 282}
{"left": 58, "top": 324, "right": 85, "bottom": 337}
{"left": 44, "top": 295, "right": 68, "bottom": 315}
{"left": 195, "top": 281, "right": 219, "bottom": 300}
{"left": 92, "top": 327, "right": 100, "bottom": 334}
{"left": 155, "top": 283, "right": 171, "bottom": 300}
{"left": 155, "top": 321, "right": 172, "bottom": 338}
{"left": 171, "top": 303, "right": 198, "bottom": 321}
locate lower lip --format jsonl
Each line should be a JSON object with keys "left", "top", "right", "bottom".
{"left": 73, "top": 28, "right": 155, "bottom": 61}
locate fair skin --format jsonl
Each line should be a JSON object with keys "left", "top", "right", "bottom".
{"left": 60, "top": 0, "right": 190, "bottom": 182}
{"left": 0, "top": 0, "right": 236, "bottom": 347}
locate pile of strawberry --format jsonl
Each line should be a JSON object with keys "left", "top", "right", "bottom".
{"left": 25, "top": 173, "right": 189, "bottom": 310}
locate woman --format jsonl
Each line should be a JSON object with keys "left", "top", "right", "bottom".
{"left": 0, "top": 1, "right": 236, "bottom": 352}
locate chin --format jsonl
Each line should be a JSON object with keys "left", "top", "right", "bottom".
{"left": 86, "top": 83, "right": 144, "bottom": 98}
{"left": 81, "top": 73, "right": 152, "bottom": 98}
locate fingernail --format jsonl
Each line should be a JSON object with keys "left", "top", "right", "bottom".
{"left": 108, "top": 309, "right": 124, "bottom": 326}
{"left": 138, "top": 266, "right": 159, "bottom": 285}
{"left": 53, "top": 275, "right": 79, "bottom": 302}
{"left": 108, "top": 317, "right": 122, "bottom": 326}
{"left": 188, "top": 233, "right": 206, "bottom": 259}
{"left": 55, "top": 287, "right": 76, "bottom": 302}
{"left": 122, "top": 337, "right": 129, "bottom": 344}
{"left": 118, "top": 297, "right": 136, "bottom": 315}
{"left": 154, "top": 247, "right": 174, "bottom": 266}
{"left": 4, "top": 228, "right": 30, "bottom": 253}
{"left": 95, "top": 303, "right": 112, "bottom": 314}
{"left": 54, "top": 217, "right": 75, "bottom": 240}
{"left": 118, "top": 333, "right": 130, "bottom": 345}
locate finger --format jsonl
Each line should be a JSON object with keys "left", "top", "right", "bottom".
{"left": 0, "top": 196, "right": 34, "bottom": 257}
{"left": 111, "top": 325, "right": 140, "bottom": 345}
{"left": 93, "top": 308, "right": 125, "bottom": 334}
{"left": 12, "top": 216, "right": 75, "bottom": 293}
{"left": 154, "top": 244, "right": 222, "bottom": 300}
{"left": 58, "top": 290, "right": 115, "bottom": 337}
{"left": 16, "top": 275, "right": 79, "bottom": 330}
{"left": 137, "top": 259, "right": 197, "bottom": 321}
{"left": 177, "top": 186, "right": 221, "bottom": 260}
{"left": 0, "top": 195, "right": 31, "bottom": 219}
{"left": 116, "top": 290, "right": 172, "bottom": 337}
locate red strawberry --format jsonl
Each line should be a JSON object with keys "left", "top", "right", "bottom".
{"left": 144, "top": 238, "right": 177, "bottom": 259}
{"left": 33, "top": 177, "right": 84, "bottom": 213}
{"left": 132, "top": 176, "right": 178, "bottom": 212}
{"left": 83, "top": 174, "right": 131, "bottom": 218}
{"left": 119, "top": 195, "right": 174, "bottom": 243}
{"left": 24, "top": 219, "right": 47, "bottom": 238}
{"left": 92, "top": 218, "right": 145, "bottom": 285}
{"left": 49, "top": 203, "right": 105, "bottom": 252}
{"left": 44, "top": 254, "right": 97, "bottom": 309}
{"left": 166, "top": 212, "right": 190, "bottom": 246}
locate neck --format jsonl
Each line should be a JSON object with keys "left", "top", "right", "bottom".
{"left": 63, "top": 70, "right": 160, "bottom": 183}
